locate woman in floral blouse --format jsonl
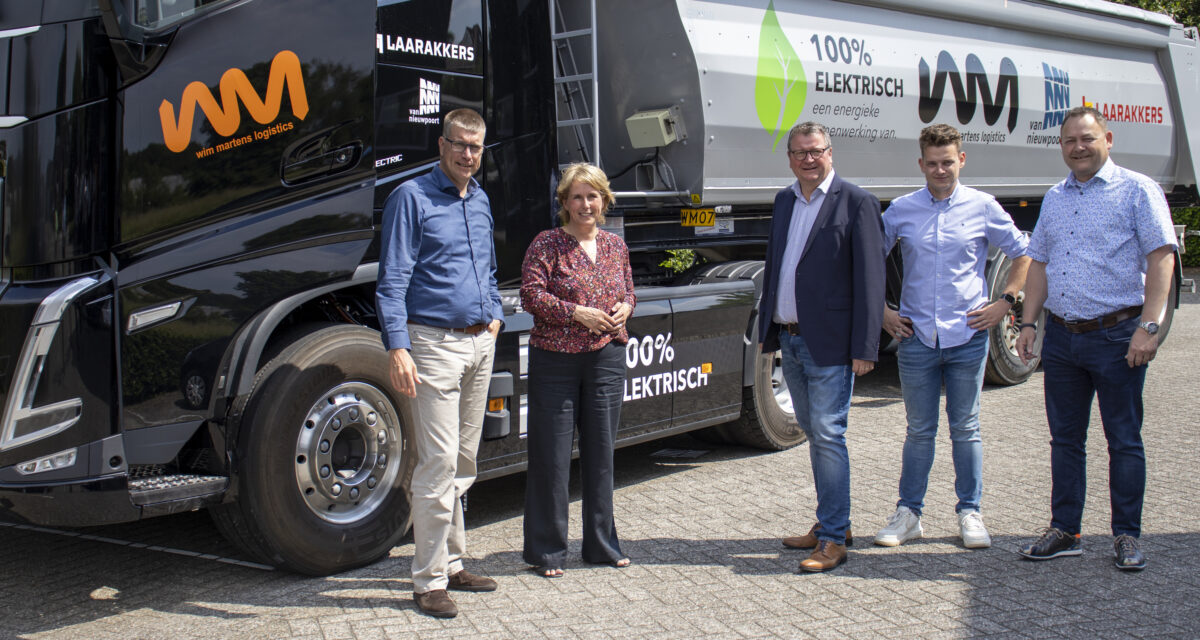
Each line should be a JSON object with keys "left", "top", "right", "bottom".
{"left": 520, "top": 163, "right": 636, "bottom": 578}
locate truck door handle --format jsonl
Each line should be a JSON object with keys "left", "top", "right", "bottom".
{"left": 282, "top": 143, "right": 360, "bottom": 184}
{"left": 281, "top": 123, "right": 362, "bottom": 185}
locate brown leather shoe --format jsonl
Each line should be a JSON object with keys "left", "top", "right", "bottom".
{"left": 413, "top": 589, "right": 458, "bottom": 618}
{"left": 783, "top": 523, "right": 854, "bottom": 549}
{"left": 448, "top": 569, "right": 498, "bottom": 592}
{"left": 798, "top": 540, "right": 848, "bottom": 573}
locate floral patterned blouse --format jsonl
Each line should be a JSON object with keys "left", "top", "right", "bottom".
{"left": 520, "top": 227, "right": 637, "bottom": 353}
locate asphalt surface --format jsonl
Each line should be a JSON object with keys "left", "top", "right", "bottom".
{"left": 3, "top": 273, "right": 1199, "bottom": 639}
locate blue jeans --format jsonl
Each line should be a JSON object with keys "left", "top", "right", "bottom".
{"left": 896, "top": 330, "right": 988, "bottom": 516}
{"left": 779, "top": 332, "right": 854, "bottom": 545}
{"left": 1042, "top": 316, "right": 1146, "bottom": 537}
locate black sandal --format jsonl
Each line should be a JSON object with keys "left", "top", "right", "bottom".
{"left": 530, "top": 566, "right": 563, "bottom": 578}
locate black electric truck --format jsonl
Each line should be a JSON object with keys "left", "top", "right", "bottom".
{"left": 0, "top": 0, "right": 1194, "bottom": 574}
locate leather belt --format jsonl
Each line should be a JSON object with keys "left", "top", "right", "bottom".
{"left": 1049, "top": 305, "right": 1142, "bottom": 334}
{"left": 781, "top": 323, "right": 802, "bottom": 336}
{"left": 411, "top": 322, "right": 487, "bottom": 336}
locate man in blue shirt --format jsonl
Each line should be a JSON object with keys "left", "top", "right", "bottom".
{"left": 1015, "top": 106, "right": 1177, "bottom": 571}
{"left": 876, "top": 124, "right": 1030, "bottom": 550}
{"left": 376, "top": 108, "right": 503, "bottom": 617}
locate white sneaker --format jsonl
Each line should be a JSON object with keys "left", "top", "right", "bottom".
{"left": 874, "top": 506, "right": 922, "bottom": 546}
{"left": 958, "top": 510, "right": 992, "bottom": 549}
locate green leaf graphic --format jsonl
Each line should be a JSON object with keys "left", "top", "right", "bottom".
{"left": 755, "top": 1, "right": 807, "bottom": 151}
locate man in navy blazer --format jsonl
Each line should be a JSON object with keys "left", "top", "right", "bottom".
{"left": 759, "top": 121, "right": 886, "bottom": 572}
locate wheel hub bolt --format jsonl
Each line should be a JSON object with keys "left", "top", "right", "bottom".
{"left": 332, "top": 418, "right": 342, "bottom": 431}
{"left": 349, "top": 408, "right": 359, "bottom": 421}
{"left": 349, "top": 487, "right": 359, "bottom": 499}
{"left": 377, "top": 454, "right": 387, "bottom": 467}
{"left": 319, "top": 465, "right": 331, "bottom": 478}
{"left": 367, "top": 476, "right": 378, "bottom": 489}
{"left": 377, "top": 430, "right": 387, "bottom": 444}
{"left": 319, "top": 440, "right": 330, "bottom": 453}
{"left": 367, "top": 412, "right": 377, "bottom": 426}
{"left": 331, "top": 483, "right": 342, "bottom": 496}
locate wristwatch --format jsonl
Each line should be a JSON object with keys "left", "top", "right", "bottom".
{"left": 1001, "top": 293, "right": 1017, "bottom": 305}
{"left": 1138, "top": 320, "right": 1159, "bottom": 335}
{"left": 1019, "top": 322, "right": 1037, "bottom": 331}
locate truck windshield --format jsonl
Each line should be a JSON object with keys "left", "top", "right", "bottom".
{"left": 131, "top": 0, "right": 233, "bottom": 31}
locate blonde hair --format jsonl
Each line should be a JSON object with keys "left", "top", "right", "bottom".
{"left": 442, "top": 108, "right": 486, "bottom": 137}
{"left": 556, "top": 163, "right": 615, "bottom": 225}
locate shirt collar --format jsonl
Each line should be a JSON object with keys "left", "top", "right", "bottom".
{"left": 431, "top": 164, "right": 480, "bottom": 197}
{"left": 790, "top": 170, "right": 836, "bottom": 202}
{"left": 924, "top": 182, "right": 961, "bottom": 206}
{"left": 1067, "top": 158, "right": 1116, "bottom": 188}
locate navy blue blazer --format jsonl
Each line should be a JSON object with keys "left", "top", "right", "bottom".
{"left": 758, "top": 174, "right": 886, "bottom": 367}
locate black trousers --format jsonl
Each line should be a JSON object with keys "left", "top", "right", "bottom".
{"left": 523, "top": 342, "right": 626, "bottom": 568}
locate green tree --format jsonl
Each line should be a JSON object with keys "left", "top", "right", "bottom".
{"left": 1109, "top": 0, "right": 1200, "bottom": 27}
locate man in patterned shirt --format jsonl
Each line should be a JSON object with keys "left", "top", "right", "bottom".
{"left": 1015, "top": 106, "right": 1177, "bottom": 571}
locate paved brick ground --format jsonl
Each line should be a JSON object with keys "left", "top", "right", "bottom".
{"left": 3, "top": 280, "right": 1199, "bottom": 639}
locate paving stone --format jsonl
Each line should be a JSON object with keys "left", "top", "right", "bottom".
{"left": 5, "top": 278, "right": 1200, "bottom": 639}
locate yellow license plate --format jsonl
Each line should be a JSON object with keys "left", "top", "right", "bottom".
{"left": 681, "top": 208, "right": 715, "bottom": 226}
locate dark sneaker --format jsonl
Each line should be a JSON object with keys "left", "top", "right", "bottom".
{"left": 1113, "top": 535, "right": 1146, "bottom": 571}
{"left": 1018, "top": 527, "right": 1082, "bottom": 560}
{"left": 413, "top": 589, "right": 458, "bottom": 618}
{"left": 448, "top": 569, "right": 498, "bottom": 592}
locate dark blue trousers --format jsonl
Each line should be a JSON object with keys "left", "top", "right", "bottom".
{"left": 1042, "top": 316, "right": 1146, "bottom": 537}
{"left": 523, "top": 343, "right": 625, "bottom": 568}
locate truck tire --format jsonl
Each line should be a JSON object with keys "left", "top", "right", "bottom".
{"left": 721, "top": 348, "right": 806, "bottom": 450}
{"left": 686, "top": 260, "right": 805, "bottom": 450}
{"left": 984, "top": 250, "right": 1044, "bottom": 385}
{"left": 211, "top": 325, "right": 413, "bottom": 575}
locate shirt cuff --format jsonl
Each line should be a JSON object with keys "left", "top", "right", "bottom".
{"left": 383, "top": 329, "right": 411, "bottom": 352}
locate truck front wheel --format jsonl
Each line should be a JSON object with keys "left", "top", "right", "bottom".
{"left": 211, "top": 325, "right": 414, "bottom": 575}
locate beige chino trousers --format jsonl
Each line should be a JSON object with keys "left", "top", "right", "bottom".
{"left": 406, "top": 324, "right": 496, "bottom": 593}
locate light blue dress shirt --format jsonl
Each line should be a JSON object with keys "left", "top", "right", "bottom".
{"left": 1027, "top": 159, "right": 1177, "bottom": 321}
{"left": 774, "top": 170, "right": 835, "bottom": 324}
{"left": 883, "top": 184, "right": 1028, "bottom": 349}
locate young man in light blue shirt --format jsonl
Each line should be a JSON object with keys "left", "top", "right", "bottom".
{"left": 875, "top": 124, "right": 1031, "bottom": 549}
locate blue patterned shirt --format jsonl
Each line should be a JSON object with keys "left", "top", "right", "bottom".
{"left": 1027, "top": 159, "right": 1176, "bottom": 321}
{"left": 883, "top": 184, "right": 1028, "bottom": 349}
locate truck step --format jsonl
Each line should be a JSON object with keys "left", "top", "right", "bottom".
{"left": 129, "top": 473, "right": 228, "bottom": 505}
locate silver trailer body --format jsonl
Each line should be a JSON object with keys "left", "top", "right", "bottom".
{"left": 559, "top": 0, "right": 1200, "bottom": 205}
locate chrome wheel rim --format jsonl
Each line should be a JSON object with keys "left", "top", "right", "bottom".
{"left": 294, "top": 381, "right": 402, "bottom": 524}
{"left": 769, "top": 351, "right": 795, "bottom": 416}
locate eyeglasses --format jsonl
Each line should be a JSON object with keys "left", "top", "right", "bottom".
{"left": 787, "top": 147, "right": 829, "bottom": 160}
{"left": 444, "top": 137, "right": 485, "bottom": 156}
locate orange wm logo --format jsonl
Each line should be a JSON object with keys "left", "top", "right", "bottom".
{"left": 159, "top": 49, "right": 309, "bottom": 153}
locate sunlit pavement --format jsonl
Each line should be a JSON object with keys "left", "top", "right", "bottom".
{"left": 3, "top": 274, "right": 1198, "bottom": 639}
